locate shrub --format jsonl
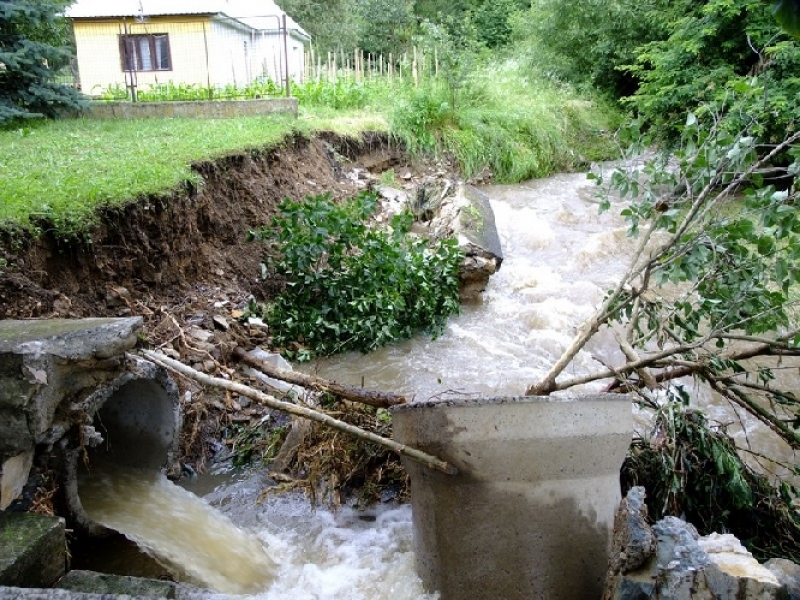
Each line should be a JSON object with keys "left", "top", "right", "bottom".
{"left": 250, "top": 192, "right": 463, "bottom": 360}
{"left": 0, "top": 0, "right": 86, "bottom": 124}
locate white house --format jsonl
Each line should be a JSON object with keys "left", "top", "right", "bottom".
{"left": 65, "top": 0, "right": 311, "bottom": 96}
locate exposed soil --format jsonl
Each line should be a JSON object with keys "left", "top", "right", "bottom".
{"left": 0, "top": 129, "right": 455, "bottom": 473}
{"left": 1, "top": 132, "right": 403, "bottom": 321}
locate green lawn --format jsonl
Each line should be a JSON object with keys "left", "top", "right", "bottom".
{"left": 0, "top": 112, "right": 386, "bottom": 238}
{"left": 0, "top": 69, "right": 617, "bottom": 241}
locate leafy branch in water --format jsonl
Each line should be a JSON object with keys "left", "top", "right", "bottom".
{"left": 249, "top": 191, "right": 463, "bottom": 360}
{"left": 528, "top": 104, "right": 800, "bottom": 450}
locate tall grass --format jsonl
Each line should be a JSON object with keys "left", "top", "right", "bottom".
{"left": 390, "top": 60, "right": 621, "bottom": 182}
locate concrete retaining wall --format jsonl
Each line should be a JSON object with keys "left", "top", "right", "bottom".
{"left": 85, "top": 97, "right": 298, "bottom": 120}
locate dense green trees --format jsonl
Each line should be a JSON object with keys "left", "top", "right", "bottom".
{"left": 516, "top": 0, "right": 800, "bottom": 141}
{"left": 280, "top": 0, "right": 525, "bottom": 55}
{"left": 771, "top": 0, "right": 800, "bottom": 35}
{"left": 0, "top": 0, "right": 85, "bottom": 124}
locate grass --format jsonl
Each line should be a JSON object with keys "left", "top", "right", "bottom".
{"left": 0, "top": 115, "right": 305, "bottom": 237}
{"left": 390, "top": 60, "right": 621, "bottom": 182}
{"left": 0, "top": 110, "right": 391, "bottom": 239}
{"left": 0, "top": 65, "right": 621, "bottom": 239}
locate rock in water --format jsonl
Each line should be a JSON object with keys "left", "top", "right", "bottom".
{"left": 604, "top": 488, "right": 790, "bottom": 599}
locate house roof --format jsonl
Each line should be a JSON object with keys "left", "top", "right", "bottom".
{"left": 65, "top": 0, "right": 311, "bottom": 40}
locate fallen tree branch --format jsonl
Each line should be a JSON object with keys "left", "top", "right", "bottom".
{"left": 140, "top": 350, "right": 457, "bottom": 475}
{"left": 604, "top": 331, "right": 800, "bottom": 392}
{"left": 705, "top": 375, "right": 800, "bottom": 449}
{"left": 232, "top": 347, "right": 407, "bottom": 409}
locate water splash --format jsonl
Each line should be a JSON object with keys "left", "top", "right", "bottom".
{"left": 79, "top": 466, "right": 276, "bottom": 594}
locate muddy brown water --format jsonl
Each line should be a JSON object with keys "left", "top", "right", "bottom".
{"left": 78, "top": 170, "right": 798, "bottom": 598}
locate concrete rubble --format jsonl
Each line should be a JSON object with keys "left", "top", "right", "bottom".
{"left": 1, "top": 317, "right": 180, "bottom": 531}
{"left": 378, "top": 181, "right": 504, "bottom": 301}
{"left": 604, "top": 486, "right": 800, "bottom": 600}
{"left": 0, "top": 513, "right": 65, "bottom": 589}
{"left": 0, "top": 318, "right": 142, "bottom": 510}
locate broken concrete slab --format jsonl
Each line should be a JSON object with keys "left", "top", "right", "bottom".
{"left": 0, "top": 318, "right": 142, "bottom": 510}
{"left": 0, "top": 453, "right": 33, "bottom": 513}
{"left": 0, "top": 513, "right": 65, "bottom": 588}
{"left": 57, "top": 570, "right": 178, "bottom": 598}
{"left": 0, "top": 318, "right": 142, "bottom": 453}
{"left": 604, "top": 488, "right": 790, "bottom": 600}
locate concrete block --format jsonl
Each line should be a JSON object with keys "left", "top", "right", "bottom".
{"left": 0, "top": 513, "right": 66, "bottom": 588}
{"left": 86, "top": 98, "right": 298, "bottom": 120}
{"left": 57, "top": 570, "right": 177, "bottom": 598}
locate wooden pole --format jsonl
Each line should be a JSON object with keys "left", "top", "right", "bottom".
{"left": 412, "top": 46, "right": 418, "bottom": 87}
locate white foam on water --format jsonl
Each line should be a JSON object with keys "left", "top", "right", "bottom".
{"left": 81, "top": 468, "right": 437, "bottom": 599}
{"left": 205, "top": 476, "right": 437, "bottom": 600}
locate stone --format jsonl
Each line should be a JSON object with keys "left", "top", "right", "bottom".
{"left": 426, "top": 184, "right": 504, "bottom": 301}
{"left": 701, "top": 533, "right": 781, "bottom": 594}
{"left": 0, "top": 452, "right": 33, "bottom": 511}
{"left": 606, "top": 487, "right": 656, "bottom": 581}
{"left": 0, "top": 513, "right": 65, "bottom": 588}
{"left": 57, "top": 570, "right": 177, "bottom": 598}
{"left": 766, "top": 558, "right": 800, "bottom": 599}
{"left": 186, "top": 327, "right": 214, "bottom": 344}
{"left": 104, "top": 287, "right": 131, "bottom": 308}
{"left": 603, "top": 505, "right": 791, "bottom": 600}
{"left": 211, "top": 316, "right": 229, "bottom": 332}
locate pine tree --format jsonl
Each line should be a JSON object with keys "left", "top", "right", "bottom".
{"left": 0, "top": 0, "right": 85, "bottom": 125}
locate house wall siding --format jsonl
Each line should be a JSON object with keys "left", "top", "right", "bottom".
{"left": 72, "top": 14, "right": 307, "bottom": 96}
{"left": 208, "top": 19, "right": 250, "bottom": 87}
{"left": 73, "top": 16, "right": 215, "bottom": 95}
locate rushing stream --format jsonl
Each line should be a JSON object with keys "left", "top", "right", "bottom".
{"left": 79, "top": 170, "right": 797, "bottom": 597}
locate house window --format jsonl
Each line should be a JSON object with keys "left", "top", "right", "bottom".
{"left": 120, "top": 34, "right": 172, "bottom": 72}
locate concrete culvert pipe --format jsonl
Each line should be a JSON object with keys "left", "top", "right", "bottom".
{"left": 64, "top": 356, "right": 181, "bottom": 536}
{"left": 391, "top": 394, "right": 632, "bottom": 600}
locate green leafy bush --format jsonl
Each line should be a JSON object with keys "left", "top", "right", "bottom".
{"left": 515, "top": 0, "right": 670, "bottom": 98}
{"left": 251, "top": 192, "right": 463, "bottom": 360}
{"left": 623, "top": 0, "right": 798, "bottom": 142}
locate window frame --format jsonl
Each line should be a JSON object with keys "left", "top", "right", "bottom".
{"left": 119, "top": 33, "right": 172, "bottom": 72}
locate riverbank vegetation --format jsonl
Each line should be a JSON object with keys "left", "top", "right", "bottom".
{"left": 521, "top": 0, "right": 800, "bottom": 559}
{"left": 6, "top": 0, "right": 800, "bottom": 557}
